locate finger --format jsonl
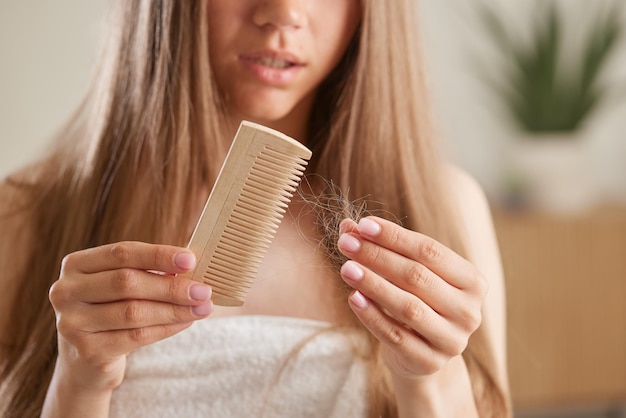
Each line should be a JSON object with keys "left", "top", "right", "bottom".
{"left": 351, "top": 216, "right": 483, "bottom": 291}
{"left": 338, "top": 231, "right": 484, "bottom": 332}
{"left": 347, "top": 291, "right": 448, "bottom": 376}
{"left": 86, "top": 322, "right": 194, "bottom": 358}
{"left": 72, "top": 299, "right": 213, "bottom": 333}
{"left": 57, "top": 269, "right": 212, "bottom": 305}
{"left": 341, "top": 261, "right": 466, "bottom": 356}
{"left": 62, "top": 242, "right": 196, "bottom": 276}
{"left": 338, "top": 231, "right": 459, "bottom": 318}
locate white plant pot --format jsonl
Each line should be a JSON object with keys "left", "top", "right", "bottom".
{"left": 508, "top": 132, "right": 596, "bottom": 214}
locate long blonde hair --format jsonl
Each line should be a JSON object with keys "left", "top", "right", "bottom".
{"left": 0, "top": 1, "right": 510, "bottom": 416}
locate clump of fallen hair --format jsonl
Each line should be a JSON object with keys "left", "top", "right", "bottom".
{"left": 294, "top": 175, "right": 398, "bottom": 275}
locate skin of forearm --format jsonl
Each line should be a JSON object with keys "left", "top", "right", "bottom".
{"left": 41, "top": 362, "right": 112, "bottom": 418}
{"left": 392, "top": 355, "right": 479, "bottom": 418}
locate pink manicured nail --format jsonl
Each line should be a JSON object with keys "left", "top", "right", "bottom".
{"left": 341, "top": 260, "right": 364, "bottom": 282}
{"left": 349, "top": 291, "right": 368, "bottom": 309}
{"left": 189, "top": 284, "right": 212, "bottom": 301}
{"left": 175, "top": 252, "right": 196, "bottom": 270}
{"left": 358, "top": 218, "right": 381, "bottom": 237}
{"left": 338, "top": 233, "right": 361, "bottom": 253}
{"left": 192, "top": 301, "right": 213, "bottom": 316}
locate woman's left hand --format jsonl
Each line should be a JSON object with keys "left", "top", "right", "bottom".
{"left": 337, "top": 216, "right": 488, "bottom": 380}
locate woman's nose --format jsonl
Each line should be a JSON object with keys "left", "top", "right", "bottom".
{"left": 252, "top": 0, "right": 308, "bottom": 30}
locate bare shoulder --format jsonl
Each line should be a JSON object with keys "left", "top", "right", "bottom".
{"left": 0, "top": 162, "right": 42, "bottom": 220}
{"left": 444, "top": 165, "right": 499, "bottom": 269}
{"left": 444, "top": 165, "right": 492, "bottom": 223}
{"left": 444, "top": 164, "right": 510, "bottom": 389}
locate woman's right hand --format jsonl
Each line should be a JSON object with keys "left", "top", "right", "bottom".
{"left": 48, "top": 241, "right": 213, "bottom": 393}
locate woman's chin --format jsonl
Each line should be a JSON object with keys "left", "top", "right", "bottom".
{"left": 225, "top": 90, "right": 313, "bottom": 129}
{"left": 229, "top": 106, "right": 299, "bottom": 128}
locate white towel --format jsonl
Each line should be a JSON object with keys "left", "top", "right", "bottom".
{"left": 109, "top": 315, "right": 370, "bottom": 417}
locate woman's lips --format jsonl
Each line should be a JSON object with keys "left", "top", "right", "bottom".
{"left": 239, "top": 52, "right": 304, "bottom": 86}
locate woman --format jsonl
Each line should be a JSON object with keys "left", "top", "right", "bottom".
{"left": 0, "top": 1, "right": 511, "bottom": 417}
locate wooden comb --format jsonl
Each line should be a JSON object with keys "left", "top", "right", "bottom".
{"left": 180, "top": 121, "right": 312, "bottom": 306}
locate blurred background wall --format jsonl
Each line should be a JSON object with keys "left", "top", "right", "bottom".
{"left": 0, "top": 1, "right": 105, "bottom": 177}
{"left": 419, "top": 0, "right": 626, "bottom": 209}
{"left": 1, "top": 1, "right": 625, "bottom": 417}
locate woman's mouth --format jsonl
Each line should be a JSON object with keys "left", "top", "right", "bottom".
{"left": 252, "top": 57, "right": 294, "bottom": 69}
{"left": 239, "top": 52, "right": 304, "bottom": 85}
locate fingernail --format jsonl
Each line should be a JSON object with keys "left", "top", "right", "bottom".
{"left": 358, "top": 218, "right": 381, "bottom": 237}
{"left": 175, "top": 252, "right": 196, "bottom": 270}
{"left": 338, "top": 233, "right": 361, "bottom": 253}
{"left": 341, "top": 260, "right": 364, "bottom": 282}
{"left": 192, "top": 301, "right": 213, "bottom": 316}
{"left": 349, "top": 291, "right": 368, "bottom": 309}
{"left": 189, "top": 284, "right": 212, "bottom": 301}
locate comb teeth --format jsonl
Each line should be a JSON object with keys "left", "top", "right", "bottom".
{"left": 180, "top": 121, "right": 312, "bottom": 306}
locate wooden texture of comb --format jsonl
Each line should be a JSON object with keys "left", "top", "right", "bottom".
{"left": 179, "top": 121, "right": 312, "bottom": 306}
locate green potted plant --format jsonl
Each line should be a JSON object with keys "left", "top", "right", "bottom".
{"left": 479, "top": 1, "right": 621, "bottom": 134}
{"left": 477, "top": 1, "right": 622, "bottom": 212}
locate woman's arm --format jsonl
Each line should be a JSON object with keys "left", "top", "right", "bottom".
{"left": 391, "top": 355, "right": 478, "bottom": 416}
